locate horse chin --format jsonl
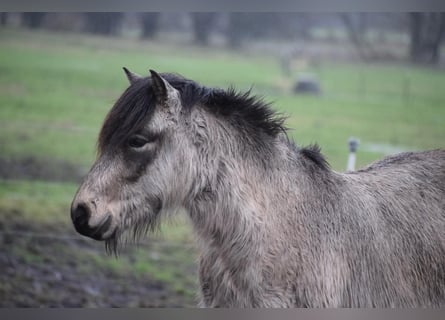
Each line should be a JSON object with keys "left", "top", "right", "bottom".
{"left": 104, "top": 228, "right": 120, "bottom": 255}
{"left": 100, "top": 226, "right": 117, "bottom": 241}
{"left": 102, "top": 202, "right": 163, "bottom": 254}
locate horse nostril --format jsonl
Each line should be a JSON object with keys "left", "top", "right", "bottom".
{"left": 71, "top": 200, "right": 113, "bottom": 240}
{"left": 71, "top": 202, "right": 91, "bottom": 225}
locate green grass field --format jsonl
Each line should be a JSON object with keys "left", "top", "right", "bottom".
{"left": 1, "top": 29, "right": 444, "bottom": 169}
{"left": 0, "top": 28, "right": 444, "bottom": 306}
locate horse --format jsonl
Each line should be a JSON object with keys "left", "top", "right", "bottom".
{"left": 71, "top": 68, "right": 445, "bottom": 307}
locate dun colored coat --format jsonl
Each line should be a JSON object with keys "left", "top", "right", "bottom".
{"left": 71, "top": 69, "right": 445, "bottom": 307}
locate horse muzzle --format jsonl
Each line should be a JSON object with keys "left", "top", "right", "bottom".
{"left": 71, "top": 201, "right": 114, "bottom": 240}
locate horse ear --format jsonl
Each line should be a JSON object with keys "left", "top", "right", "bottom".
{"left": 123, "top": 67, "right": 141, "bottom": 84}
{"left": 149, "top": 69, "right": 175, "bottom": 103}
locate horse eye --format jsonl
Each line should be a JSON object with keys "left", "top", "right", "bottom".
{"left": 128, "top": 136, "right": 148, "bottom": 149}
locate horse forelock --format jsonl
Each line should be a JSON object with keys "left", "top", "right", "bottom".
{"left": 98, "top": 78, "right": 155, "bottom": 154}
{"left": 97, "top": 73, "right": 205, "bottom": 154}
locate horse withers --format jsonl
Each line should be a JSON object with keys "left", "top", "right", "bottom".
{"left": 71, "top": 68, "right": 445, "bottom": 307}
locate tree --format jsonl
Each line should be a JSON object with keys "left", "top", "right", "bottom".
{"left": 409, "top": 13, "right": 445, "bottom": 65}
{"left": 191, "top": 13, "right": 217, "bottom": 45}
{"left": 84, "top": 13, "right": 123, "bottom": 36}
{"left": 140, "top": 13, "right": 160, "bottom": 39}
{"left": 22, "top": 13, "right": 46, "bottom": 29}
{"left": 226, "top": 13, "right": 313, "bottom": 49}
{"left": 340, "top": 13, "right": 375, "bottom": 61}
{"left": 0, "top": 13, "right": 8, "bottom": 26}
{"left": 226, "top": 13, "right": 284, "bottom": 48}
{"left": 226, "top": 13, "right": 247, "bottom": 48}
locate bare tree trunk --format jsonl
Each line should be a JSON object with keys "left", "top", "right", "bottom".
{"left": 340, "top": 13, "right": 374, "bottom": 61}
{"left": 409, "top": 13, "right": 445, "bottom": 64}
{"left": 22, "top": 13, "right": 46, "bottom": 29}
{"left": 84, "top": 13, "right": 123, "bottom": 36}
{"left": 431, "top": 13, "right": 445, "bottom": 63}
{"left": 226, "top": 13, "right": 246, "bottom": 49}
{"left": 0, "top": 13, "right": 8, "bottom": 26}
{"left": 140, "top": 13, "right": 159, "bottom": 39}
{"left": 191, "top": 13, "right": 216, "bottom": 46}
{"left": 297, "top": 13, "right": 312, "bottom": 41}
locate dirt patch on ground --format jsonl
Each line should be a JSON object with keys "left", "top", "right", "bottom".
{"left": 0, "top": 156, "right": 86, "bottom": 183}
{"left": 0, "top": 209, "right": 198, "bottom": 307}
{"left": 0, "top": 156, "right": 199, "bottom": 307}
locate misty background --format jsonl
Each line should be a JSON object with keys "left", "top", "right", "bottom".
{"left": 2, "top": 12, "right": 444, "bottom": 65}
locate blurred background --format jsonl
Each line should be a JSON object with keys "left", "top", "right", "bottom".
{"left": 0, "top": 12, "right": 444, "bottom": 307}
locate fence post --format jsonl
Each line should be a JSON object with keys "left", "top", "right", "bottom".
{"left": 347, "top": 137, "right": 360, "bottom": 171}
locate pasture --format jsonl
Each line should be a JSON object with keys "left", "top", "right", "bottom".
{"left": 0, "top": 28, "right": 444, "bottom": 306}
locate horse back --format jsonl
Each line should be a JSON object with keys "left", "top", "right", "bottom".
{"left": 340, "top": 149, "right": 445, "bottom": 306}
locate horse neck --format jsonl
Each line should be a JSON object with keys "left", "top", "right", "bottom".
{"left": 184, "top": 109, "right": 294, "bottom": 260}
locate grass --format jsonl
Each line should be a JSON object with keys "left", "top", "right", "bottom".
{"left": 0, "top": 179, "right": 194, "bottom": 242}
{"left": 0, "top": 28, "right": 444, "bottom": 305}
{"left": 0, "top": 179, "right": 198, "bottom": 304}
{"left": 1, "top": 29, "right": 444, "bottom": 170}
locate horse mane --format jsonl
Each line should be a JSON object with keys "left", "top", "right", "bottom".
{"left": 98, "top": 73, "right": 285, "bottom": 152}
{"left": 98, "top": 72, "right": 328, "bottom": 170}
{"left": 204, "top": 87, "right": 287, "bottom": 138}
{"left": 203, "top": 85, "right": 330, "bottom": 170}
{"left": 299, "top": 144, "right": 330, "bottom": 170}
{"left": 98, "top": 73, "right": 206, "bottom": 153}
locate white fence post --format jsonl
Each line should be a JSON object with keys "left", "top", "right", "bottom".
{"left": 347, "top": 137, "right": 360, "bottom": 171}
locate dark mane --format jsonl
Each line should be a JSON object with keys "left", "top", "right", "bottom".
{"left": 204, "top": 88, "right": 287, "bottom": 138}
{"left": 98, "top": 73, "right": 286, "bottom": 153}
{"left": 98, "top": 73, "right": 206, "bottom": 153}
{"left": 299, "top": 144, "right": 330, "bottom": 170}
{"left": 98, "top": 79, "right": 152, "bottom": 153}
